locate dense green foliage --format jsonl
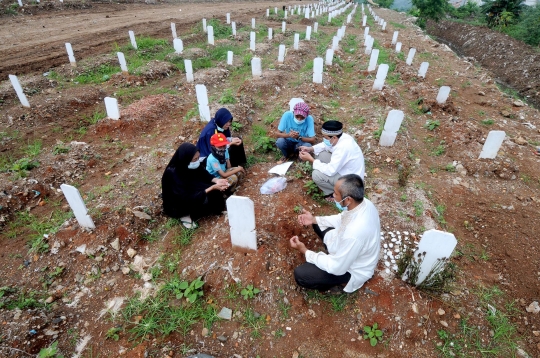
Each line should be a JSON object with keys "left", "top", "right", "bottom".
{"left": 411, "top": 0, "right": 449, "bottom": 27}
{"left": 374, "top": 0, "right": 394, "bottom": 8}
{"left": 410, "top": 1, "right": 540, "bottom": 47}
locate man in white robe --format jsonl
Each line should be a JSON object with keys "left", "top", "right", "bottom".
{"left": 289, "top": 174, "right": 380, "bottom": 293}
{"left": 298, "top": 120, "right": 365, "bottom": 201}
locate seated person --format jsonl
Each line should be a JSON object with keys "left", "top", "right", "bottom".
{"left": 206, "top": 133, "right": 245, "bottom": 192}
{"left": 275, "top": 102, "right": 316, "bottom": 163}
{"left": 197, "top": 108, "right": 246, "bottom": 167}
{"left": 161, "top": 143, "right": 229, "bottom": 229}
{"left": 298, "top": 120, "right": 365, "bottom": 202}
{"left": 289, "top": 174, "right": 381, "bottom": 293}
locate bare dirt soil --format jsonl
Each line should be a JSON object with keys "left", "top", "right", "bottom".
{"left": 1, "top": 2, "right": 540, "bottom": 358}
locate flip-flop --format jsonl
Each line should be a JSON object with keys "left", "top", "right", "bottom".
{"left": 180, "top": 216, "right": 198, "bottom": 229}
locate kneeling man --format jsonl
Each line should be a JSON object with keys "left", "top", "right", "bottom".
{"left": 289, "top": 174, "right": 381, "bottom": 293}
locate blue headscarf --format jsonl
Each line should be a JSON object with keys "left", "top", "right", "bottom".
{"left": 196, "top": 108, "right": 233, "bottom": 158}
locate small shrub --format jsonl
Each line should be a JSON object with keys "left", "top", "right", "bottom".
{"left": 106, "top": 327, "right": 121, "bottom": 341}
{"left": 53, "top": 143, "right": 70, "bottom": 155}
{"left": 219, "top": 89, "right": 237, "bottom": 104}
{"left": 304, "top": 180, "right": 323, "bottom": 199}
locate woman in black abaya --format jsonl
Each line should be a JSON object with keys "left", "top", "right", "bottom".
{"left": 161, "top": 143, "right": 229, "bottom": 228}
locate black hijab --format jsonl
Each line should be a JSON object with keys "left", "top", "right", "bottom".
{"left": 161, "top": 143, "right": 215, "bottom": 217}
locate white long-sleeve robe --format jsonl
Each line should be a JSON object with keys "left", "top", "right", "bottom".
{"left": 305, "top": 198, "right": 381, "bottom": 293}
{"left": 312, "top": 133, "right": 365, "bottom": 179}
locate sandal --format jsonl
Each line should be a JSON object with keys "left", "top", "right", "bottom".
{"left": 179, "top": 216, "right": 198, "bottom": 229}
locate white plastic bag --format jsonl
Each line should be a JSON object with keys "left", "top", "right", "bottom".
{"left": 260, "top": 177, "right": 287, "bottom": 194}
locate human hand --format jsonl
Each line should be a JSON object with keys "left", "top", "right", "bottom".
{"left": 298, "top": 146, "right": 312, "bottom": 153}
{"left": 231, "top": 137, "right": 242, "bottom": 146}
{"left": 213, "top": 179, "right": 229, "bottom": 191}
{"left": 289, "top": 236, "right": 307, "bottom": 254}
{"left": 298, "top": 151, "right": 313, "bottom": 162}
{"left": 298, "top": 209, "right": 315, "bottom": 226}
{"left": 235, "top": 166, "right": 245, "bottom": 174}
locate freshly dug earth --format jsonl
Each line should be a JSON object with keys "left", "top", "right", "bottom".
{"left": 1, "top": 2, "right": 540, "bottom": 358}
{"left": 427, "top": 19, "right": 540, "bottom": 108}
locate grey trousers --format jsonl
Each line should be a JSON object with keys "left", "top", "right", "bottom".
{"left": 312, "top": 151, "right": 341, "bottom": 195}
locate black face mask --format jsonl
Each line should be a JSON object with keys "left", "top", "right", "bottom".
{"left": 211, "top": 147, "right": 227, "bottom": 164}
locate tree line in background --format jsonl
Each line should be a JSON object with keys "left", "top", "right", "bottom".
{"left": 374, "top": 0, "right": 540, "bottom": 47}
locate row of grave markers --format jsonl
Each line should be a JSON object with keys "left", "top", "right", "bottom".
{"left": 45, "top": 0, "right": 471, "bottom": 286}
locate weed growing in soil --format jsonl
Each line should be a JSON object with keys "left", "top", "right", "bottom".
{"left": 304, "top": 180, "right": 323, "bottom": 200}
{"left": 241, "top": 284, "right": 260, "bottom": 300}
{"left": 413, "top": 200, "right": 424, "bottom": 216}
{"left": 219, "top": 89, "right": 237, "bottom": 104}
{"left": 174, "top": 227, "right": 197, "bottom": 246}
{"left": 243, "top": 307, "right": 267, "bottom": 338}
{"left": 424, "top": 120, "right": 440, "bottom": 131}
{"left": 0, "top": 286, "right": 46, "bottom": 310}
{"left": 481, "top": 119, "right": 494, "bottom": 125}
{"left": 437, "top": 285, "right": 521, "bottom": 357}
{"left": 363, "top": 322, "right": 384, "bottom": 346}
{"left": 38, "top": 341, "right": 63, "bottom": 358}
{"left": 305, "top": 290, "right": 351, "bottom": 312}
{"left": 75, "top": 64, "right": 120, "bottom": 84}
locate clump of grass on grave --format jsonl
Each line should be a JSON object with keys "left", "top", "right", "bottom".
{"left": 242, "top": 307, "right": 267, "bottom": 338}
{"left": 424, "top": 120, "right": 440, "bottom": 131}
{"left": 84, "top": 109, "right": 107, "bottom": 125}
{"left": 250, "top": 125, "right": 276, "bottom": 153}
{"left": 207, "top": 18, "right": 233, "bottom": 39}
{"left": 174, "top": 227, "right": 197, "bottom": 246}
{"left": 430, "top": 141, "right": 446, "bottom": 156}
{"left": 263, "top": 105, "right": 283, "bottom": 125}
{"left": 437, "top": 285, "right": 521, "bottom": 358}
{"left": 305, "top": 289, "right": 351, "bottom": 312}
{"left": 390, "top": 21, "right": 406, "bottom": 29}
{"left": 304, "top": 180, "right": 323, "bottom": 200}
{"left": 219, "top": 89, "right": 237, "bottom": 104}
{"left": 75, "top": 64, "right": 121, "bottom": 84}
{"left": 0, "top": 286, "right": 46, "bottom": 310}
{"left": 373, "top": 119, "right": 385, "bottom": 139}
{"left": 397, "top": 250, "right": 457, "bottom": 293}
{"left": 481, "top": 119, "right": 494, "bottom": 126}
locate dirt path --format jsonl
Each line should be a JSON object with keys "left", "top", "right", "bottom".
{"left": 0, "top": 1, "right": 289, "bottom": 78}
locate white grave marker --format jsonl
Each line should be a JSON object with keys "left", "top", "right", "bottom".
{"left": 306, "top": 26, "right": 312, "bottom": 41}
{"left": 332, "top": 36, "right": 339, "bottom": 50}
{"left": 226, "top": 196, "right": 257, "bottom": 251}
{"left": 313, "top": 57, "right": 323, "bottom": 84}
{"left": 173, "top": 38, "right": 183, "bottom": 54}
{"left": 436, "top": 86, "right": 451, "bottom": 104}
{"left": 406, "top": 48, "right": 416, "bottom": 66}
{"left": 202, "top": 18, "right": 207, "bottom": 32}
{"left": 8, "top": 74, "right": 30, "bottom": 108}
{"left": 382, "top": 21, "right": 387, "bottom": 31}
{"left": 325, "top": 49, "right": 334, "bottom": 66}
{"left": 250, "top": 32, "right": 256, "bottom": 51}
{"left": 314, "top": 22, "right": 318, "bottom": 33}
{"left": 479, "top": 131, "right": 506, "bottom": 159}
{"left": 294, "top": 33, "right": 300, "bottom": 50}
{"left": 284, "top": 10, "right": 288, "bottom": 19}
{"left": 251, "top": 57, "right": 262, "bottom": 79}
{"left": 395, "top": 42, "right": 402, "bottom": 53}
{"left": 227, "top": 51, "right": 233, "bottom": 65}
{"left": 226, "top": 13, "right": 230, "bottom": 24}
{"left": 282, "top": 21, "right": 286, "bottom": 33}
{"left": 278, "top": 44, "right": 286, "bottom": 63}
{"left": 391, "top": 31, "right": 399, "bottom": 45}
{"left": 60, "top": 184, "right": 95, "bottom": 229}
{"left": 252, "top": 18, "right": 256, "bottom": 29}
{"left": 405, "top": 229, "right": 457, "bottom": 285}
{"left": 128, "top": 30, "right": 137, "bottom": 50}
{"left": 17, "top": 0, "right": 22, "bottom": 6}
{"left": 117, "top": 52, "right": 128, "bottom": 73}
{"left": 289, "top": 98, "right": 304, "bottom": 111}
{"left": 207, "top": 26, "right": 214, "bottom": 45}
{"left": 372, "top": 64, "right": 389, "bottom": 91}
{"left": 365, "top": 36, "right": 374, "bottom": 55}
{"left": 171, "top": 23, "right": 177, "bottom": 39}
{"left": 184, "top": 59, "right": 194, "bottom": 83}
{"left": 232, "top": 22, "right": 236, "bottom": 36}
{"left": 274, "top": 6, "right": 277, "bottom": 14}
{"left": 65, "top": 43, "right": 76, "bottom": 67}
{"left": 379, "top": 110, "right": 404, "bottom": 146}
{"left": 195, "top": 84, "right": 211, "bottom": 121}
{"left": 104, "top": 97, "right": 120, "bottom": 120}
{"left": 266, "top": 8, "right": 269, "bottom": 17}
{"left": 364, "top": 27, "right": 369, "bottom": 40}
{"left": 418, "top": 62, "right": 429, "bottom": 78}
{"left": 362, "top": 15, "right": 367, "bottom": 26}
{"left": 268, "top": 28, "right": 273, "bottom": 40}
{"left": 367, "top": 49, "right": 379, "bottom": 72}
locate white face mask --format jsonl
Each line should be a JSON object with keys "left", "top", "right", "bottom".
{"left": 188, "top": 161, "right": 200, "bottom": 169}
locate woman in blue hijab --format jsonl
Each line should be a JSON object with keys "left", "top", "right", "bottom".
{"left": 196, "top": 108, "right": 246, "bottom": 167}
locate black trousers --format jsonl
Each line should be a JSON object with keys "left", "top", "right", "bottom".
{"left": 293, "top": 225, "right": 351, "bottom": 291}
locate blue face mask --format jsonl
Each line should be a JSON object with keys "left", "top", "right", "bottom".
{"left": 335, "top": 197, "right": 349, "bottom": 211}
{"left": 216, "top": 125, "right": 224, "bottom": 132}
{"left": 323, "top": 138, "right": 332, "bottom": 147}
{"left": 293, "top": 118, "right": 305, "bottom": 125}
{"left": 188, "top": 161, "right": 200, "bottom": 169}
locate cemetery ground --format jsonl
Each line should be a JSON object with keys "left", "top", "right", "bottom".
{"left": 1, "top": 2, "right": 540, "bottom": 357}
